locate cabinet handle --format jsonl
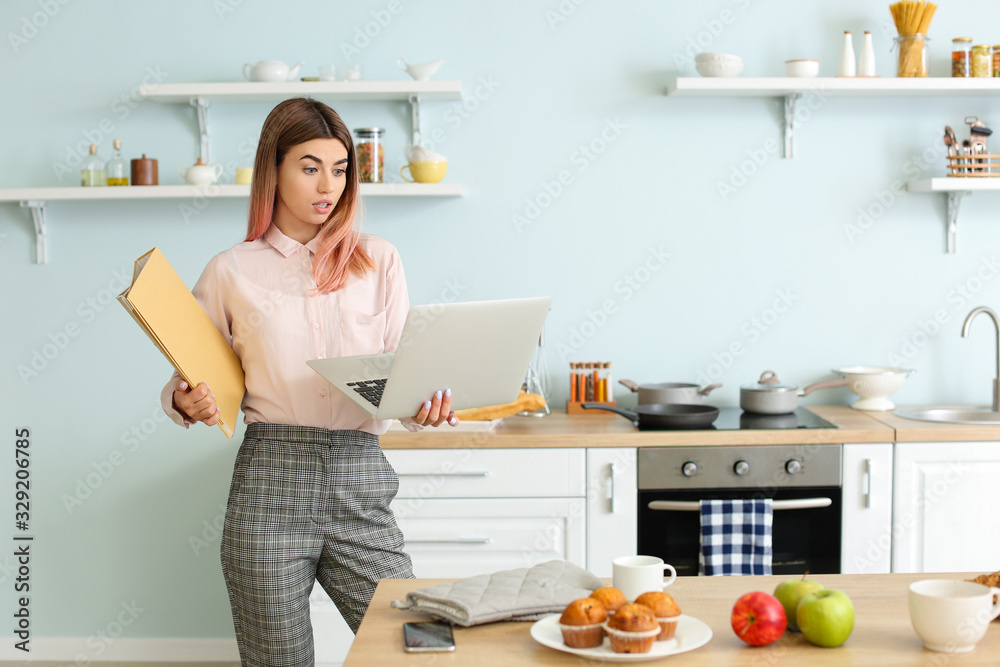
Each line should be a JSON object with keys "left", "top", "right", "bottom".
{"left": 404, "top": 537, "right": 491, "bottom": 545}
{"left": 607, "top": 462, "right": 619, "bottom": 514}
{"left": 648, "top": 498, "right": 832, "bottom": 512}
{"left": 396, "top": 471, "right": 490, "bottom": 478}
{"left": 863, "top": 458, "right": 872, "bottom": 509}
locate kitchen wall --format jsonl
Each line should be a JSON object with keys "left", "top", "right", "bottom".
{"left": 3, "top": 0, "right": 1000, "bottom": 649}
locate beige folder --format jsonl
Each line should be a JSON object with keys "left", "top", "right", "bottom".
{"left": 118, "top": 247, "right": 245, "bottom": 439}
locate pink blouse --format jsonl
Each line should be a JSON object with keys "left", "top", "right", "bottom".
{"left": 160, "top": 225, "right": 416, "bottom": 435}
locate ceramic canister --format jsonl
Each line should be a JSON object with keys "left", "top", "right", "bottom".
{"left": 131, "top": 154, "right": 158, "bottom": 185}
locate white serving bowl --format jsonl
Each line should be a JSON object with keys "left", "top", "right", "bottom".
{"left": 833, "top": 366, "right": 915, "bottom": 411}
{"left": 785, "top": 59, "right": 819, "bottom": 77}
{"left": 695, "top": 53, "right": 744, "bottom": 77}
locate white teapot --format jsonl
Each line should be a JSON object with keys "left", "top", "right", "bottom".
{"left": 397, "top": 58, "right": 443, "bottom": 81}
{"left": 243, "top": 60, "right": 304, "bottom": 82}
{"left": 179, "top": 158, "right": 224, "bottom": 186}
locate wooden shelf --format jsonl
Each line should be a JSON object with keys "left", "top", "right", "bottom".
{"left": 139, "top": 80, "right": 463, "bottom": 104}
{"left": 907, "top": 178, "right": 1000, "bottom": 254}
{"left": 0, "top": 183, "right": 462, "bottom": 202}
{"left": 0, "top": 183, "right": 462, "bottom": 264}
{"left": 666, "top": 76, "right": 1000, "bottom": 97}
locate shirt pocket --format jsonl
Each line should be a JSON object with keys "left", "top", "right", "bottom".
{"left": 339, "top": 306, "right": 387, "bottom": 356}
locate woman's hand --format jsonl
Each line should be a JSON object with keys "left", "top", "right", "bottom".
{"left": 172, "top": 380, "right": 220, "bottom": 426}
{"left": 413, "top": 388, "right": 459, "bottom": 427}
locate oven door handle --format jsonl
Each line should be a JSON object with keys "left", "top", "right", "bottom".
{"left": 647, "top": 498, "right": 832, "bottom": 512}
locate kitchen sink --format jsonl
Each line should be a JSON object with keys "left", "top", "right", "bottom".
{"left": 894, "top": 405, "right": 1000, "bottom": 425}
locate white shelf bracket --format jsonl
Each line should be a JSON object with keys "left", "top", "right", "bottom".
{"left": 783, "top": 93, "right": 801, "bottom": 159}
{"left": 946, "top": 190, "right": 971, "bottom": 254}
{"left": 190, "top": 96, "right": 211, "bottom": 162}
{"left": 20, "top": 200, "right": 46, "bottom": 263}
{"left": 408, "top": 93, "right": 422, "bottom": 146}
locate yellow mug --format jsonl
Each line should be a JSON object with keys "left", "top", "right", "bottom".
{"left": 235, "top": 167, "right": 253, "bottom": 185}
{"left": 400, "top": 160, "right": 447, "bottom": 184}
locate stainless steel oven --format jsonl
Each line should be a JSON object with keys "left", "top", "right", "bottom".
{"left": 637, "top": 438, "right": 843, "bottom": 576}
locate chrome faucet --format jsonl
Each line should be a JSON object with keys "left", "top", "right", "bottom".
{"left": 961, "top": 306, "right": 1000, "bottom": 412}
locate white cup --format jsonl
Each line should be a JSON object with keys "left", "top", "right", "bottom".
{"left": 612, "top": 555, "right": 677, "bottom": 602}
{"left": 909, "top": 579, "right": 1000, "bottom": 653}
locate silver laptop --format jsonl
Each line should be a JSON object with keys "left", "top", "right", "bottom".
{"left": 307, "top": 296, "right": 552, "bottom": 420}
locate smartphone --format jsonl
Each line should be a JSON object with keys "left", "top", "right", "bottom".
{"left": 402, "top": 620, "right": 456, "bottom": 652}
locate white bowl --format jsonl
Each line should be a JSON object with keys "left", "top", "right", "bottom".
{"left": 833, "top": 366, "right": 915, "bottom": 411}
{"left": 695, "top": 54, "right": 744, "bottom": 77}
{"left": 785, "top": 59, "right": 819, "bottom": 77}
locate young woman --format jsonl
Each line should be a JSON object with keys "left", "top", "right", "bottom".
{"left": 160, "top": 97, "right": 457, "bottom": 666}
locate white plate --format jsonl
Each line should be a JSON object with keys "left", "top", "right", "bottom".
{"left": 530, "top": 614, "right": 713, "bottom": 662}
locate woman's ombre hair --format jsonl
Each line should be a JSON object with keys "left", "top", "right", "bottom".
{"left": 246, "top": 98, "right": 374, "bottom": 292}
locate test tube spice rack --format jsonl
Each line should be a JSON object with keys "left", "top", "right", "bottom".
{"left": 567, "top": 361, "right": 615, "bottom": 414}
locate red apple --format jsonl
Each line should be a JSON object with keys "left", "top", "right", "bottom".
{"left": 731, "top": 591, "right": 788, "bottom": 646}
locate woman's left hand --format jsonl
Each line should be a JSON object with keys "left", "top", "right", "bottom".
{"left": 413, "top": 388, "right": 459, "bottom": 427}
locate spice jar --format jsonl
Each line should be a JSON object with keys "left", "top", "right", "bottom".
{"left": 993, "top": 45, "right": 1000, "bottom": 76}
{"left": 353, "top": 127, "right": 384, "bottom": 183}
{"left": 952, "top": 37, "right": 973, "bottom": 77}
{"left": 973, "top": 44, "right": 993, "bottom": 77}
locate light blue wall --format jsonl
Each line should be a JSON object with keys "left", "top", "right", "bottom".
{"left": 2, "top": 0, "right": 1000, "bottom": 641}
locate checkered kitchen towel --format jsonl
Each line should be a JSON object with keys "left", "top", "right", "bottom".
{"left": 698, "top": 499, "right": 773, "bottom": 576}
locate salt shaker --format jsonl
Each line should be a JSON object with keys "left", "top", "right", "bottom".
{"left": 859, "top": 30, "right": 876, "bottom": 76}
{"left": 840, "top": 30, "right": 856, "bottom": 77}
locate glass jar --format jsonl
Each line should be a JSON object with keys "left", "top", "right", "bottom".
{"left": 952, "top": 37, "right": 973, "bottom": 77}
{"left": 993, "top": 45, "right": 1000, "bottom": 76}
{"left": 353, "top": 127, "right": 384, "bottom": 183}
{"left": 973, "top": 44, "right": 993, "bottom": 77}
{"left": 896, "top": 34, "right": 929, "bottom": 77}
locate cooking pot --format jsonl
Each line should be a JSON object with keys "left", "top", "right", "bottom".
{"left": 739, "top": 370, "right": 848, "bottom": 415}
{"left": 580, "top": 402, "right": 719, "bottom": 430}
{"left": 619, "top": 379, "right": 722, "bottom": 405}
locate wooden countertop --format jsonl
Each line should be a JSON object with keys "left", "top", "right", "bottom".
{"left": 865, "top": 407, "right": 1000, "bottom": 442}
{"left": 346, "top": 572, "right": 997, "bottom": 666}
{"left": 379, "top": 405, "right": 895, "bottom": 449}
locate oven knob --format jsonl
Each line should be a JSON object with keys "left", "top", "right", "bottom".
{"left": 785, "top": 459, "right": 803, "bottom": 475}
{"left": 733, "top": 460, "right": 750, "bottom": 476}
{"left": 681, "top": 461, "right": 698, "bottom": 477}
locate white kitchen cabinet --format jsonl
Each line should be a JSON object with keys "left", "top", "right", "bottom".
{"left": 585, "top": 448, "right": 637, "bottom": 578}
{"left": 840, "top": 443, "right": 894, "bottom": 574}
{"left": 892, "top": 441, "right": 1000, "bottom": 572}
{"left": 384, "top": 448, "right": 588, "bottom": 578}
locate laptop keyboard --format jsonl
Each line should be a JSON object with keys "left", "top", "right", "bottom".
{"left": 347, "top": 378, "right": 387, "bottom": 407}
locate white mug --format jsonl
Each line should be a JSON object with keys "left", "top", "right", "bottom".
{"left": 612, "top": 555, "right": 677, "bottom": 602}
{"left": 909, "top": 579, "right": 1000, "bottom": 653}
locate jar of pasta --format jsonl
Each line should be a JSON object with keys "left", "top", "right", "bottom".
{"left": 353, "top": 127, "right": 385, "bottom": 183}
{"left": 973, "top": 44, "right": 993, "bottom": 77}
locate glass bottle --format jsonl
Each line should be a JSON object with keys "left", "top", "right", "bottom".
{"left": 80, "top": 144, "right": 105, "bottom": 187}
{"left": 106, "top": 139, "right": 128, "bottom": 186}
{"left": 952, "top": 37, "right": 973, "bottom": 77}
{"left": 353, "top": 128, "right": 384, "bottom": 183}
{"left": 973, "top": 44, "right": 993, "bottom": 77}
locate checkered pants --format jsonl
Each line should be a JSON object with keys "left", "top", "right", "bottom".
{"left": 220, "top": 423, "right": 413, "bottom": 666}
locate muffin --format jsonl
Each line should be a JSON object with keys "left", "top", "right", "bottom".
{"left": 558, "top": 597, "right": 608, "bottom": 648}
{"left": 605, "top": 603, "right": 661, "bottom": 654}
{"left": 590, "top": 586, "right": 628, "bottom": 617}
{"left": 634, "top": 591, "right": 682, "bottom": 641}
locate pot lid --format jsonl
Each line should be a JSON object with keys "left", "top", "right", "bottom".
{"left": 741, "top": 370, "right": 798, "bottom": 392}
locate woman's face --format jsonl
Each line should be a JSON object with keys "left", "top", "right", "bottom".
{"left": 272, "top": 137, "right": 349, "bottom": 244}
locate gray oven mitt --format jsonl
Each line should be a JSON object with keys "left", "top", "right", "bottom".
{"left": 389, "top": 560, "right": 603, "bottom": 627}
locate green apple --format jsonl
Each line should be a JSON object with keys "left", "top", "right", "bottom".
{"left": 773, "top": 576, "right": 824, "bottom": 632}
{"left": 796, "top": 589, "right": 855, "bottom": 648}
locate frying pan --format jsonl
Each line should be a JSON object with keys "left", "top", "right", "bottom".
{"left": 580, "top": 403, "right": 720, "bottom": 430}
